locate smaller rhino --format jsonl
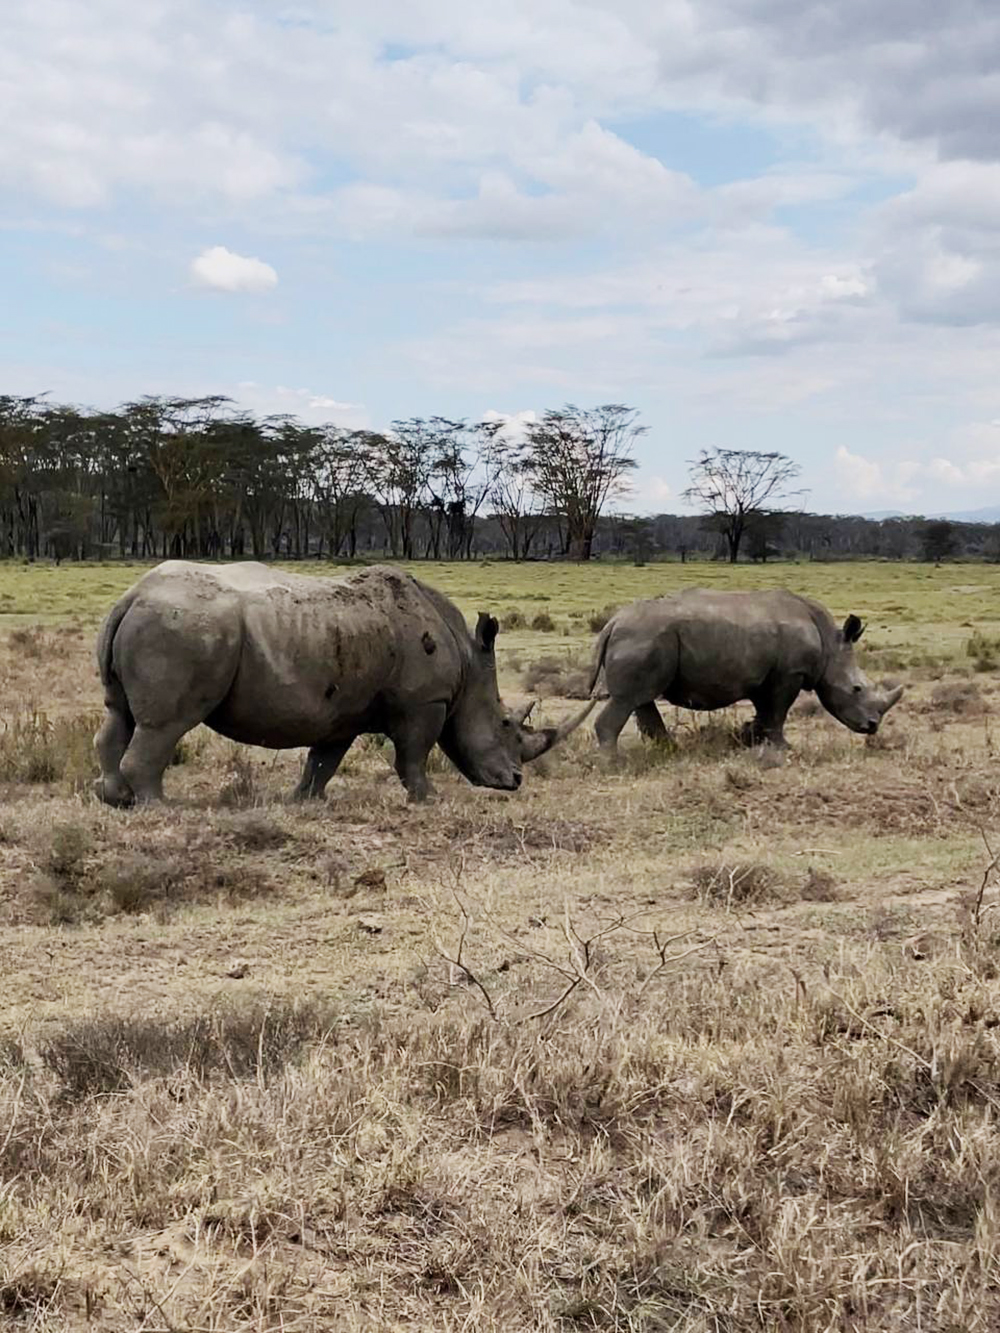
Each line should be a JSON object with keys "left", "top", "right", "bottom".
{"left": 589, "top": 588, "right": 903, "bottom": 757}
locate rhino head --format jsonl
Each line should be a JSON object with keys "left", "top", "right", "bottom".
{"left": 816, "top": 614, "right": 904, "bottom": 735}
{"left": 437, "top": 613, "right": 595, "bottom": 790}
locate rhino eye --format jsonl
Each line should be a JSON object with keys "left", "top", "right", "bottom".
{"left": 853, "top": 685, "right": 862, "bottom": 693}
{"left": 502, "top": 718, "right": 512, "bottom": 729}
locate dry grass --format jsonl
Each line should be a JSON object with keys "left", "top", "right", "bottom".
{"left": 2, "top": 560, "right": 1000, "bottom": 1328}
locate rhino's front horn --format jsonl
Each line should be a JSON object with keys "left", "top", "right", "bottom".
{"left": 519, "top": 698, "right": 597, "bottom": 762}
{"left": 510, "top": 700, "right": 536, "bottom": 726}
{"left": 880, "top": 684, "right": 904, "bottom": 716}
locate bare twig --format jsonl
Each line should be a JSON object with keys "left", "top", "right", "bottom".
{"left": 431, "top": 888, "right": 499, "bottom": 1020}
{"left": 973, "top": 826, "right": 1000, "bottom": 928}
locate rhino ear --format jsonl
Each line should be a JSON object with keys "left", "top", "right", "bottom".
{"left": 475, "top": 612, "right": 499, "bottom": 653}
{"left": 842, "top": 614, "right": 865, "bottom": 643}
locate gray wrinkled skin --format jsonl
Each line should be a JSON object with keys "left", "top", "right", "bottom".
{"left": 589, "top": 589, "right": 904, "bottom": 757}
{"left": 94, "top": 561, "right": 594, "bottom": 806}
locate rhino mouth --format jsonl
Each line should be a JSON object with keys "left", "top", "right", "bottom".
{"left": 469, "top": 768, "right": 522, "bottom": 791}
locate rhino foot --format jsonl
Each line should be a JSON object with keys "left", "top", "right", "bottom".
{"left": 93, "top": 775, "right": 135, "bottom": 809}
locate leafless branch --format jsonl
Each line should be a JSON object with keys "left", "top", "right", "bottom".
{"left": 973, "top": 826, "right": 1000, "bottom": 928}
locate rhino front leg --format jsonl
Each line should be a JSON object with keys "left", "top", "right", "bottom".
{"left": 748, "top": 676, "right": 804, "bottom": 748}
{"left": 389, "top": 703, "right": 447, "bottom": 802}
{"left": 293, "top": 740, "right": 353, "bottom": 801}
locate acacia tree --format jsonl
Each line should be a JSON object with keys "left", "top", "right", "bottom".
{"left": 481, "top": 419, "right": 551, "bottom": 561}
{"left": 683, "top": 448, "right": 804, "bottom": 563}
{"left": 522, "top": 404, "right": 644, "bottom": 561}
{"left": 920, "top": 519, "right": 957, "bottom": 563}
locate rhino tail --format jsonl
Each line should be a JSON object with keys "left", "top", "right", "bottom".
{"left": 587, "top": 621, "right": 613, "bottom": 698}
{"left": 96, "top": 594, "right": 135, "bottom": 715}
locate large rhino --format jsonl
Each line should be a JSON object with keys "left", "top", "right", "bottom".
{"left": 588, "top": 588, "right": 903, "bottom": 756}
{"left": 94, "top": 561, "right": 593, "bottom": 805}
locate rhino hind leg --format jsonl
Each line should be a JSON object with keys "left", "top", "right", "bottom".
{"left": 293, "top": 740, "right": 354, "bottom": 801}
{"left": 94, "top": 704, "right": 136, "bottom": 807}
{"left": 119, "top": 720, "right": 198, "bottom": 804}
{"left": 594, "top": 697, "right": 636, "bottom": 762}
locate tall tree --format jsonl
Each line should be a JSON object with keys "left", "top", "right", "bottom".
{"left": 481, "top": 421, "right": 545, "bottom": 561}
{"left": 683, "top": 448, "right": 804, "bottom": 564}
{"left": 920, "top": 519, "right": 957, "bottom": 563}
{"left": 522, "top": 404, "right": 643, "bottom": 560}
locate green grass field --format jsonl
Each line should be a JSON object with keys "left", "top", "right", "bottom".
{"left": 1, "top": 557, "right": 1000, "bottom": 1330}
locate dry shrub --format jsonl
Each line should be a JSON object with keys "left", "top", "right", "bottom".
{"left": 6, "top": 626, "right": 44, "bottom": 658}
{"left": 690, "top": 860, "right": 784, "bottom": 906}
{"left": 966, "top": 629, "right": 1000, "bottom": 672}
{"left": 0, "top": 710, "right": 99, "bottom": 789}
{"left": 26, "top": 821, "right": 95, "bottom": 925}
{"left": 930, "top": 680, "right": 987, "bottom": 714}
{"left": 37, "top": 998, "right": 337, "bottom": 1101}
{"left": 0, "top": 1267, "right": 60, "bottom": 1320}
{"left": 43, "top": 821, "right": 92, "bottom": 883}
{"left": 499, "top": 608, "right": 526, "bottom": 630}
{"left": 223, "top": 810, "right": 291, "bottom": 852}
{"left": 96, "top": 853, "right": 186, "bottom": 915}
{"left": 219, "top": 747, "right": 259, "bottom": 807}
{"left": 521, "top": 653, "right": 591, "bottom": 699}
{"left": 588, "top": 603, "right": 619, "bottom": 633}
{"left": 800, "top": 866, "right": 841, "bottom": 901}
{"left": 170, "top": 729, "right": 207, "bottom": 766}
{"left": 529, "top": 610, "right": 556, "bottom": 632}
{"left": 0, "top": 1037, "right": 25, "bottom": 1072}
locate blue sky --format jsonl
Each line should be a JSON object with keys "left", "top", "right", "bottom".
{"left": 4, "top": 0, "right": 1000, "bottom": 514}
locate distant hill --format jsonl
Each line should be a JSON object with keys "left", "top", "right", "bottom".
{"left": 863, "top": 507, "right": 1000, "bottom": 523}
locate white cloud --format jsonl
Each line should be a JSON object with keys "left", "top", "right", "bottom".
{"left": 479, "top": 408, "right": 538, "bottom": 441}
{"left": 646, "top": 476, "right": 673, "bottom": 505}
{"left": 835, "top": 445, "right": 891, "bottom": 503}
{"left": 234, "top": 382, "right": 368, "bottom": 428}
{"left": 191, "top": 246, "right": 278, "bottom": 293}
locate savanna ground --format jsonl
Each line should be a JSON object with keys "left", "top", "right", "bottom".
{"left": 2, "top": 557, "right": 1000, "bottom": 1331}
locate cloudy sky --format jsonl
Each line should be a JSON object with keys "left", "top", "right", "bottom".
{"left": 4, "top": 0, "right": 1000, "bottom": 515}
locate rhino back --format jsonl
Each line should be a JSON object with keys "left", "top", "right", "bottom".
{"left": 607, "top": 589, "right": 824, "bottom": 708}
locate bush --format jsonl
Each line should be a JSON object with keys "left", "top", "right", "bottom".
{"left": 529, "top": 611, "right": 556, "bottom": 632}
{"left": 929, "top": 681, "right": 987, "bottom": 715}
{"left": 690, "top": 861, "right": 785, "bottom": 907}
{"left": 500, "top": 609, "right": 526, "bottom": 630}
{"left": 219, "top": 748, "right": 259, "bottom": 807}
{"left": 223, "top": 811, "right": 291, "bottom": 852}
{"left": 587, "top": 605, "right": 619, "bottom": 633}
{"left": 965, "top": 630, "right": 1000, "bottom": 672}
{"left": 37, "top": 999, "right": 338, "bottom": 1101}
{"left": 0, "top": 710, "right": 100, "bottom": 789}
{"left": 98, "top": 854, "right": 185, "bottom": 915}
{"left": 44, "top": 822, "right": 92, "bottom": 884}
{"left": 522, "top": 653, "right": 592, "bottom": 700}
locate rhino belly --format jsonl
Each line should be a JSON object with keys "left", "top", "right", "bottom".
{"left": 664, "top": 681, "right": 745, "bottom": 711}
{"left": 206, "top": 692, "right": 382, "bottom": 749}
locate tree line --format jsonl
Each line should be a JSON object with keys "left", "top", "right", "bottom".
{"left": 0, "top": 394, "right": 643, "bottom": 563}
{"left": 1, "top": 392, "right": 996, "bottom": 563}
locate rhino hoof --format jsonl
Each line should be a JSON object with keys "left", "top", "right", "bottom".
{"left": 93, "top": 776, "right": 135, "bottom": 809}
